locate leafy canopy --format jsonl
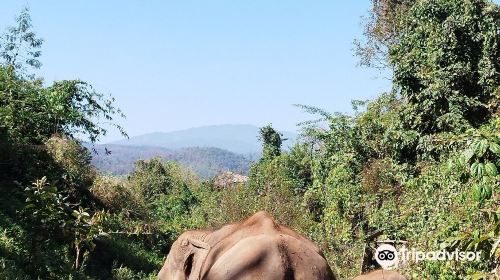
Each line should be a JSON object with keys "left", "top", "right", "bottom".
{"left": 259, "top": 124, "right": 283, "bottom": 160}
{"left": 0, "top": 7, "right": 43, "bottom": 78}
{"left": 0, "top": 9, "right": 126, "bottom": 144}
{"left": 390, "top": 0, "right": 499, "bottom": 134}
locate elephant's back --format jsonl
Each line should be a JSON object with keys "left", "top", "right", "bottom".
{"left": 202, "top": 233, "right": 335, "bottom": 280}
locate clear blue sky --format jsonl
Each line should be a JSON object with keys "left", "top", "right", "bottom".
{"left": 1, "top": 1, "right": 392, "bottom": 142}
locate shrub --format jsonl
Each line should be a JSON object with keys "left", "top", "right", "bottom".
{"left": 90, "top": 175, "right": 146, "bottom": 217}
{"left": 45, "top": 136, "right": 96, "bottom": 188}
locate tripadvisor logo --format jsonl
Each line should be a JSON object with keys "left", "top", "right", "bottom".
{"left": 374, "top": 244, "right": 481, "bottom": 269}
{"left": 375, "top": 244, "right": 399, "bottom": 269}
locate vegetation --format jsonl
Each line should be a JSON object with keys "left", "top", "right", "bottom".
{"left": 0, "top": 1, "right": 498, "bottom": 279}
{"left": 259, "top": 124, "right": 283, "bottom": 160}
{"left": 89, "top": 144, "right": 253, "bottom": 179}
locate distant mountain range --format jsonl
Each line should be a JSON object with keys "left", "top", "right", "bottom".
{"left": 109, "top": 124, "right": 297, "bottom": 155}
{"left": 89, "top": 144, "right": 254, "bottom": 179}
{"left": 90, "top": 125, "right": 297, "bottom": 178}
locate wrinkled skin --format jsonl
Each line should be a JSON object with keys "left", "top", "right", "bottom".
{"left": 352, "top": 270, "right": 407, "bottom": 280}
{"left": 158, "top": 211, "right": 336, "bottom": 280}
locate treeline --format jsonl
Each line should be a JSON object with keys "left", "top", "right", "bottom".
{"left": 89, "top": 144, "right": 253, "bottom": 178}
{"left": 0, "top": 1, "right": 499, "bottom": 279}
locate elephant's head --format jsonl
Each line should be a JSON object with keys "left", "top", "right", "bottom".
{"left": 158, "top": 230, "right": 211, "bottom": 280}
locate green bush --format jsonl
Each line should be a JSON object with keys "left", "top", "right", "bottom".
{"left": 111, "top": 265, "right": 157, "bottom": 280}
{"left": 90, "top": 175, "right": 147, "bottom": 217}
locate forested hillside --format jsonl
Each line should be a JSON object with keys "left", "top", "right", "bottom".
{"left": 0, "top": 1, "right": 499, "bottom": 279}
{"left": 89, "top": 144, "right": 253, "bottom": 178}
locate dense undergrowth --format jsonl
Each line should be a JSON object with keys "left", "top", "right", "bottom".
{"left": 1, "top": 0, "right": 499, "bottom": 279}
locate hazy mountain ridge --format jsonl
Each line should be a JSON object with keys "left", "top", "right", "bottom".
{"left": 89, "top": 144, "right": 253, "bottom": 179}
{"left": 91, "top": 125, "right": 296, "bottom": 178}
{"left": 110, "top": 124, "right": 297, "bottom": 155}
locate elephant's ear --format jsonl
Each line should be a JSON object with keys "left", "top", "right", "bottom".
{"left": 184, "top": 238, "right": 210, "bottom": 280}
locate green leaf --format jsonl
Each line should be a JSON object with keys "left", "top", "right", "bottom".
{"left": 473, "top": 183, "right": 492, "bottom": 202}
{"left": 471, "top": 163, "right": 485, "bottom": 177}
{"left": 471, "top": 140, "right": 481, "bottom": 155}
{"left": 485, "top": 163, "right": 498, "bottom": 176}
{"left": 470, "top": 162, "right": 479, "bottom": 177}
{"left": 489, "top": 142, "right": 500, "bottom": 154}
{"left": 476, "top": 139, "right": 488, "bottom": 157}
{"left": 477, "top": 163, "right": 485, "bottom": 177}
{"left": 472, "top": 184, "right": 482, "bottom": 201}
{"left": 483, "top": 185, "right": 492, "bottom": 200}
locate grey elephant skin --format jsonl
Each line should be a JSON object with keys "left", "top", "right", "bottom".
{"left": 158, "top": 211, "right": 336, "bottom": 280}
{"left": 352, "top": 270, "right": 407, "bottom": 280}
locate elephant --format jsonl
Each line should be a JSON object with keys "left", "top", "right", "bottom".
{"left": 158, "top": 211, "right": 336, "bottom": 280}
{"left": 352, "top": 270, "right": 407, "bottom": 280}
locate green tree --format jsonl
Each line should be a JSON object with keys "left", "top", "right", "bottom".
{"left": 0, "top": 7, "right": 43, "bottom": 77}
{"left": 128, "top": 158, "right": 174, "bottom": 201}
{"left": 355, "top": 0, "right": 415, "bottom": 68}
{"left": 259, "top": 124, "right": 283, "bottom": 160}
{"left": 390, "top": 0, "right": 499, "bottom": 135}
{"left": 0, "top": 9, "right": 126, "bottom": 144}
{"left": 0, "top": 68, "right": 127, "bottom": 144}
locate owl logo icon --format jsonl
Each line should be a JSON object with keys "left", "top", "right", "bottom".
{"left": 375, "top": 244, "right": 399, "bottom": 269}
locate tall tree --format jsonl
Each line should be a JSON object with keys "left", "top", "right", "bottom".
{"left": 355, "top": 0, "right": 415, "bottom": 68}
{"left": 0, "top": 7, "right": 43, "bottom": 78}
{"left": 259, "top": 124, "right": 283, "bottom": 160}
{"left": 0, "top": 9, "right": 127, "bottom": 144}
{"left": 390, "top": 0, "right": 499, "bottom": 134}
